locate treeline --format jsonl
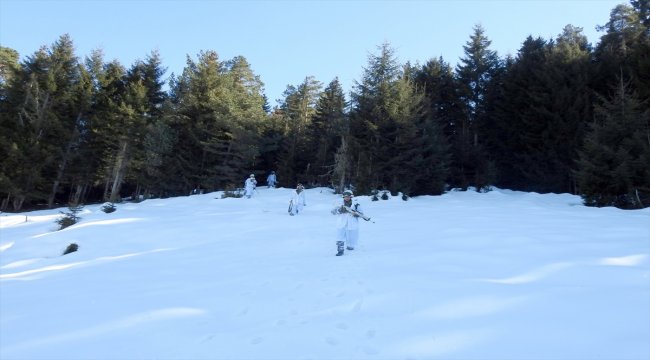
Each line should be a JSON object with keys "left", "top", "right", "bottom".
{"left": 1, "top": 1, "right": 648, "bottom": 211}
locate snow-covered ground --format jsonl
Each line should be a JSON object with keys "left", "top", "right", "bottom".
{"left": 1, "top": 187, "right": 649, "bottom": 360}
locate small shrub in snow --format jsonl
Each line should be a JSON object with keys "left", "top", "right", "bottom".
{"left": 101, "top": 202, "right": 116, "bottom": 213}
{"left": 221, "top": 189, "right": 243, "bottom": 199}
{"left": 56, "top": 204, "right": 83, "bottom": 230}
{"left": 62, "top": 243, "right": 79, "bottom": 255}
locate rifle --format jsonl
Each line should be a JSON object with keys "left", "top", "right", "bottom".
{"left": 342, "top": 206, "right": 374, "bottom": 222}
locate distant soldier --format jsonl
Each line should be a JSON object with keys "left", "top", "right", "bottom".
{"left": 267, "top": 171, "right": 277, "bottom": 188}
{"left": 288, "top": 183, "right": 306, "bottom": 216}
{"left": 244, "top": 174, "right": 257, "bottom": 198}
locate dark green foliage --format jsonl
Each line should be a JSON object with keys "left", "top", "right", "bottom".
{"left": 349, "top": 43, "right": 449, "bottom": 196}
{"left": 381, "top": 191, "right": 389, "bottom": 200}
{"left": 1, "top": 3, "right": 648, "bottom": 210}
{"left": 62, "top": 243, "right": 79, "bottom": 255}
{"left": 56, "top": 216, "right": 77, "bottom": 230}
{"left": 348, "top": 42, "right": 402, "bottom": 194}
{"left": 412, "top": 57, "right": 456, "bottom": 195}
{"left": 454, "top": 25, "right": 501, "bottom": 191}
{"left": 167, "top": 52, "right": 267, "bottom": 193}
{"left": 1, "top": 35, "right": 83, "bottom": 210}
{"left": 0, "top": 46, "right": 20, "bottom": 100}
{"left": 575, "top": 79, "right": 650, "bottom": 208}
{"left": 594, "top": 3, "right": 650, "bottom": 101}
{"left": 276, "top": 76, "right": 323, "bottom": 186}
{"left": 311, "top": 78, "right": 348, "bottom": 187}
{"left": 221, "top": 189, "right": 244, "bottom": 199}
{"left": 101, "top": 202, "right": 116, "bottom": 213}
{"left": 56, "top": 204, "right": 83, "bottom": 230}
{"left": 124, "top": 51, "right": 170, "bottom": 200}
{"left": 486, "top": 37, "right": 546, "bottom": 190}
{"left": 487, "top": 26, "right": 593, "bottom": 194}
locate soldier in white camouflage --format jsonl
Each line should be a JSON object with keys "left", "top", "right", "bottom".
{"left": 331, "top": 190, "right": 363, "bottom": 256}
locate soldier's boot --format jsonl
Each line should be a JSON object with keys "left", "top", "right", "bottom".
{"left": 336, "top": 241, "right": 345, "bottom": 256}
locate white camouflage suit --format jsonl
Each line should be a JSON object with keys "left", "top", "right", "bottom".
{"left": 289, "top": 187, "right": 306, "bottom": 215}
{"left": 244, "top": 175, "right": 257, "bottom": 198}
{"left": 331, "top": 194, "right": 362, "bottom": 254}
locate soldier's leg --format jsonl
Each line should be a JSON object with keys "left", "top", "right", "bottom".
{"left": 335, "top": 228, "right": 346, "bottom": 256}
{"left": 346, "top": 229, "right": 358, "bottom": 250}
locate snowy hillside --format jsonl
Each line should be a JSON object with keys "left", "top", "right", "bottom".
{"left": 1, "top": 187, "right": 649, "bottom": 360}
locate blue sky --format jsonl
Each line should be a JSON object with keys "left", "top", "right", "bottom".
{"left": 1, "top": 0, "right": 624, "bottom": 107}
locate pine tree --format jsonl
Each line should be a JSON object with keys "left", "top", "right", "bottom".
{"left": 0, "top": 46, "right": 20, "bottom": 100}
{"left": 0, "top": 35, "right": 83, "bottom": 210}
{"left": 349, "top": 42, "right": 402, "bottom": 193}
{"left": 256, "top": 110, "right": 285, "bottom": 185}
{"left": 594, "top": 3, "right": 650, "bottom": 101}
{"left": 537, "top": 25, "right": 593, "bottom": 193}
{"left": 409, "top": 59, "right": 455, "bottom": 195}
{"left": 506, "top": 27, "right": 591, "bottom": 193}
{"left": 65, "top": 50, "right": 107, "bottom": 205}
{"left": 310, "top": 78, "right": 347, "bottom": 187}
{"left": 169, "top": 51, "right": 230, "bottom": 193}
{"left": 575, "top": 78, "right": 650, "bottom": 208}
{"left": 332, "top": 136, "right": 351, "bottom": 194}
{"left": 415, "top": 57, "right": 463, "bottom": 142}
{"left": 276, "top": 76, "right": 322, "bottom": 185}
{"left": 488, "top": 37, "right": 546, "bottom": 190}
{"left": 383, "top": 62, "right": 428, "bottom": 195}
{"left": 47, "top": 59, "right": 95, "bottom": 207}
{"left": 215, "top": 55, "right": 267, "bottom": 188}
{"left": 167, "top": 51, "right": 267, "bottom": 193}
{"left": 90, "top": 58, "right": 149, "bottom": 202}
{"left": 45, "top": 35, "right": 98, "bottom": 207}
{"left": 124, "top": 50, "right": 170, "bottom": 199}
{"left": 0, "top": 46, "right": 22, "bottom": 210}
{"left": 454, "top": 25, "right": 501, "bottom": 190}
{"left": 413, "top": 57, "right": 459, "bottom": 194}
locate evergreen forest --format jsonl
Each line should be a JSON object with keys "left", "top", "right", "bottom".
{"left": 1, "top": 1, "right": 648, "bottom": 211}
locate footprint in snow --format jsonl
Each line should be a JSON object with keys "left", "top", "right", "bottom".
{"left": 238, "top": 307, "right": 249, "bottom": 316}
{"left": 325, "top": 337, "right": 339, "bottom": 346}
{"left": 352, "top": 300, "right": 363, "bottom": 312}
{"left": 200, "top": 334, "right": 215, "bottom": 343}
{"left": 363, "top": 346, "right": 379, "bottom": 355}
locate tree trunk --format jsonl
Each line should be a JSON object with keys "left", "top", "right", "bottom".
{"left": 69, "top": 183, "right": 85, "bottom": 205}
{"left": 103, "top": 178, "right": 111, "bottom": 202}
{"left": 1, "top": 193, "right": 10, "bottom": 211}
{"left": 48, "top": 141, "right": 75, "bottom": 208}
{"left": 108, "top": 140, "right": 130, "bottom": 202}
{"left": 12, "top": 195, "right": 25, "bottom": 212}
{"left": 134, "top": 184, "right": 141, "bottom": 202}
{"left": 48, "top": 114, "right": 82, "bottom": 208}
{"left": 334, "top": 137, "right": 348, "bottom": 194}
